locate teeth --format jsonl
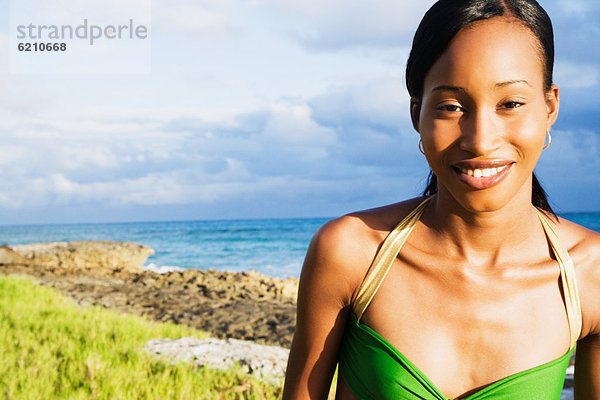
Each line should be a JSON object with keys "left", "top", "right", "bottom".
{"left": 460, "top": 165, "right": 508, "bottom": 178}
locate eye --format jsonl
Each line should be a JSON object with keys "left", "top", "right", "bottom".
{"left": 437, "top": 104, "right": 464, "bottom": 112}
{"left": 501, "top": 101, "right": 524, "bottom": 109}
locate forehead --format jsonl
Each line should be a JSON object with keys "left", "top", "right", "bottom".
{"left": 424, "top": 17, "right": 545, "bottom": 91}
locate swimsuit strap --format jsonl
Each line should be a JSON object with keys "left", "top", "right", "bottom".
{"left": 536, "top": 209, "right": 582, "bottom": 349}
{"left": 352, "top": 198, "right": 582, "bottom": 349}
{"left": 352, "top": 197, "right": 432, "bottom": 321}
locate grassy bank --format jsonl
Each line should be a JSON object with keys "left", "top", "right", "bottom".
{"left": 0, "top": 275, "right": 282, "bottom": 399}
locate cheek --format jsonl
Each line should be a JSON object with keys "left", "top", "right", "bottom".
{"left": 429, "top": 120, "right": 461, "bottom": 150}
{"left": 505, "top": 111, "right": 547, "bottom": 157}
{"left": 418, "top": 109, "right": 461, "bottom": 151}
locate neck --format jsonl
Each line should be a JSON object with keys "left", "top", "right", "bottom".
{"left": 422, "top": 187, "right": 542, "bottom": 267}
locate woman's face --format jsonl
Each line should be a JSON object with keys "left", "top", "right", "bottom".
{"left": 413, "top": 17, "right": 559, "bottom": 213}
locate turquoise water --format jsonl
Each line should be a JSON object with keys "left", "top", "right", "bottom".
{"left": 0, "top": 212, "right": 597, "bottom": 279}
{"left": 0, "top": 218, "right": 327, "bottom": 278}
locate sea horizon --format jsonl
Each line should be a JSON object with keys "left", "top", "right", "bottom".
{"left": 3, "top": 210, "right": 600, "bottom": 229}
{"left": 1, "top": 212, "right": 599, "bottom": 279}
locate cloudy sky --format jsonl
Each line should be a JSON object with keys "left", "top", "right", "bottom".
{"left": 1, "top": 0, "right": 599, "bottom": 225}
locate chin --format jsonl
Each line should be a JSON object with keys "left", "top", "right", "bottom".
{"left": 439, "top": 185, "right": 527, "bottom": 215}
{"left": 457, "top": 194, "right": 509, "bottom": 214}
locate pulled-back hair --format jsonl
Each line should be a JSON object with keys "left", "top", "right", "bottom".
{"left": 407, "top": 0, "right": 556, "bottom": 218}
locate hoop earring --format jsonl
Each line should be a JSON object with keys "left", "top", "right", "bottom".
{"left": 543, "top": 131, "right": 552, "bottom": 150}
{"left": 418, "top": 139, "right": 425, "bottom": 155}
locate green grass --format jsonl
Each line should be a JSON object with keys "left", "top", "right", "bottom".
{"left": 0, "top": 275, "right": 283, "bottom": 399}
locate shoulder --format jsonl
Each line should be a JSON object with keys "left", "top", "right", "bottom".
{"left": 557, "top": 216, "right": 600, "bottom": 271}
{"left": 555, "top": 217, "right": 600, "bottom": 337}
{"left": 309, "top": 196, "right": 427, "bottom": 265}
{"left": 301, "top": 197, "right": 426, "bottom": 305}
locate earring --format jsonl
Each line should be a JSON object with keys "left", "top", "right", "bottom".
{"left": 418, "top": 139, "right": 425, "bottom": 155}
{"left": 543, "top": 131, "right": 552, "bottom": 150}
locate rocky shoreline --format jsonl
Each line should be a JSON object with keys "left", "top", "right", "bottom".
{"left": 0, "top": 241, "right": 298, "bottom": 348}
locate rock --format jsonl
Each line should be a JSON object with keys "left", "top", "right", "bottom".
{"left": 0, "top": 261, "right": 298, "bottom": 347}
{"left": 0, "top": 245, "right": 31, "bottom": 265}
{"left": 11, "top": 241, "right": 154, "bottom": 274}
{"left": 145, "top": 337, "right": 289, "bottom": 383}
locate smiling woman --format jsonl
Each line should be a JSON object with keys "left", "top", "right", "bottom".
{"left": 413, "top": 17, "right": 558, "bottom": 214}
{"left": 282, "top": 0, "right": 600, "bottom": 399}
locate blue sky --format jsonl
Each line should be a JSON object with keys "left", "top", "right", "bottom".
{"left": 0, "top": 0, "right": 599, "bottom": 225}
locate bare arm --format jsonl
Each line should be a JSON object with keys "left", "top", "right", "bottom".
{"left": 574, "top": 234, "right": 600, "bottom": 399}
{"left": 282, "top": 217, "right": 366, "bottom": 399}
{"left": 575, "top": 333, "right": 600, "bottom": 399}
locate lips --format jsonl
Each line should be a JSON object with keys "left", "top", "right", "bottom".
{"left": 451, "top": 160, "right": 515, "bottom": 189}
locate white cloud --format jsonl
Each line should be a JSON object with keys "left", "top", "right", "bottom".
{"left": 35, "top": 171, "right": 301, "bottom": 208}
{"left": 536, "top": 127, "right": 600, "bottom": 211}
{"left": 555, "top": 61, "right": 598, "bottom": 88}
{"left": 0, "top": 145, "right": 27, "bottom": 166}
{"left": 0, "top": 0, "right": 598, "bottom": 221}
{"left": 152, "top": 0, "right": 240, "bottom": 35}
{"left": 0, "top": 33, "right": 8, "bottom": 69}
{"left": 254, "top": 0, "right": 434, "bottom": 50}
{"left": 263, "top": 103, "right": 336, "bottom": 147}
{"left": 555, "top": 0, "right": 599, "bottom": 16}
{"left": 10, "top": 0, "right": 151, "bottom": 29}
{"left": 311, "top": 79, "right": 411, "bottom": 129}
{"left": 0, "top": 78, "right": 420, "bottom": 212}
{"left": 538, "top": 128, "right": 600, "bottom": 174}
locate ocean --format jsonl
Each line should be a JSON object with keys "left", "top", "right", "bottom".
{"left": 0, "top": 217, "right": 328, "bottom": 278}
{"left": 0, "top": 212, "right": 598, "bottom": 279}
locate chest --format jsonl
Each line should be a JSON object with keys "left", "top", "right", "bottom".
{"left": 359, "top": 258, "right": 571, "bottom": 398}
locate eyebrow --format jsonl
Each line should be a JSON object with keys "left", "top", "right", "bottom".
{"left": 494, "top": 79, "right": 532, "bottom": 88}
{"left": 431, "top": 85, "right": 467, "bottom": 94}
{"left": 431, "top": 80, "right": 532, "bottom": 94}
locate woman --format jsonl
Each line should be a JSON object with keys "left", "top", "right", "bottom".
{"left": 283, "top": 0, "right": 600, "bottom": 399}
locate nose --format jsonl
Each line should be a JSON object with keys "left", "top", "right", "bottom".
{"left": 459, "top": 108, "right": 502, "bottom": 155}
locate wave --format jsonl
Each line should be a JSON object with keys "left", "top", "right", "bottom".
{"left": 143, "top": 263, "right": 184, "bottom": 274}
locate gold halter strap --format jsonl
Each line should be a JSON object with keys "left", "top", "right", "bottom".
{"left": 352, "top": 198, "right": 582, "bottom": 349}
{"left": 536, "top": 209, "right": 582, "bottom": 349}
{"left": 352, "top": 197, "right": 431, "bottom": 322}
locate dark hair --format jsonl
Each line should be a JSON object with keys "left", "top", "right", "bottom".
{"left": 407, "top": 0, "right": 557, "bottom": 218}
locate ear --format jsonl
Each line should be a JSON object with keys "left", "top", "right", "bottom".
{"left": 410, "top": 98, "right": 421, "bottom": 133}
{"left": 545, "top": 84, "right": 559, "bottom": 131}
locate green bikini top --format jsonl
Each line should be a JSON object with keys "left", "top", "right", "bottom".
{"left": 338, "top": 197, "right": 582, "bottom": 400}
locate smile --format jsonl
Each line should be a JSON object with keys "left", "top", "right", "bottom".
{"left": 459, "top": 165, "right": 507, "bottom": 178}
{"left": 452, "top": 161, "right": 515, "bottom": 190}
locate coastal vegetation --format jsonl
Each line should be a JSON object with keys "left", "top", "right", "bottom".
{"left": 0, "top": 275, "right": 283, "bottom": 399}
